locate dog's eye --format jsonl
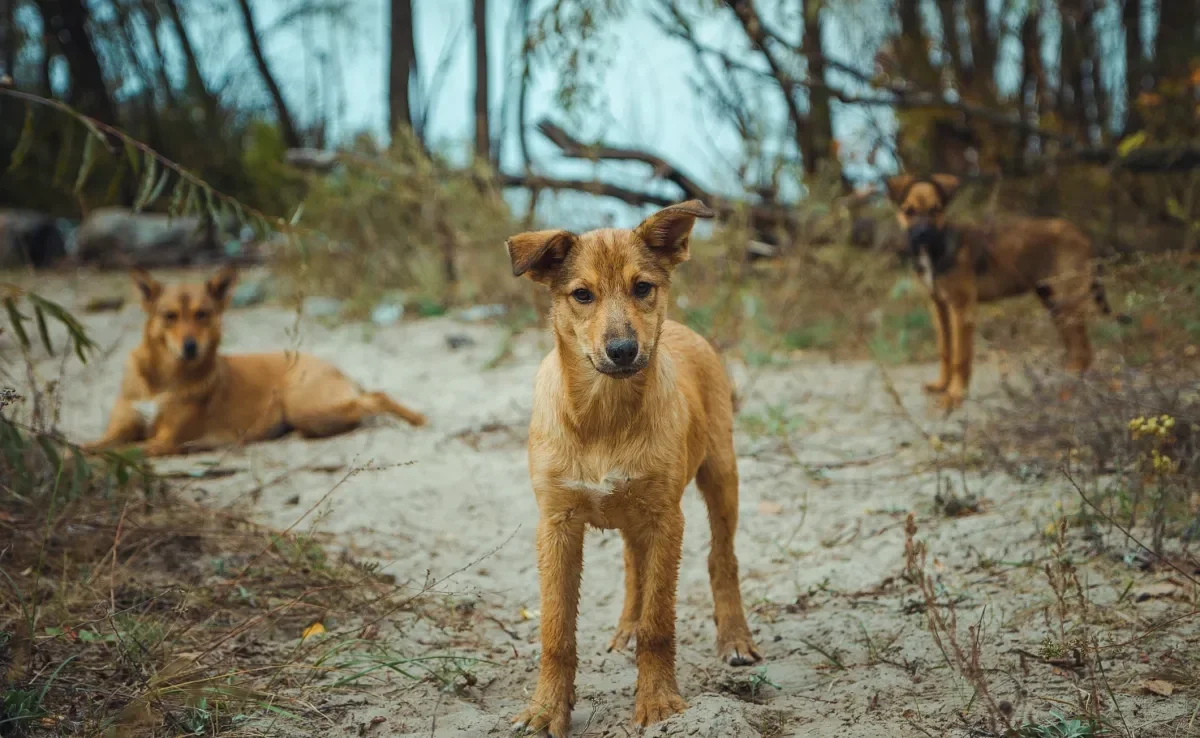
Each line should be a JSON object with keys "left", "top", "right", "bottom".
{"left": 633, "top": 281, "right": 654, "bottom": 298}
{"left": 903, "top": 207, "right": 917, "bottom": 217}
{"left": 571, "top": 288, "right": 594, "bottom": 304}
{"left": 162, "top": 311, "right": 179, "bottom": 322}
{"left": 194, "top": 310, "right": 210, "bottom": 321}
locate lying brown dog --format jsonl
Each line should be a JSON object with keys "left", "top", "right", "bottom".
{"left": 83, "top": 267, "right": 426, "bottom": 457}
{"left": 507, "top": 201, "right": 760, "bottom": 736}
{"left": 886, "top": 173, "right": 1126, "bottom": 409}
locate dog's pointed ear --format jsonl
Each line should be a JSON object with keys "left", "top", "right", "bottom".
{"left": 885, "top": 175, "right": 916, "bottom": 205}
{"left": 929, "top": 173, "right": 962, "bottom": 204}
{"left": 131, "top": 268, "right": 162, "bottom": 309}
{"left": 205, "top": 265, "right": 238, "bottom": 307}
{"left": 505, "top": 230, "right": 577, "bottom": 284}
{"left": 633, "top": 199, "right": 715, "bottom": 264}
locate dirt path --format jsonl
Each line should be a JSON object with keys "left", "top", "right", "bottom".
{"left": 25, "top": 273, "right": 1191, "bottom": 737}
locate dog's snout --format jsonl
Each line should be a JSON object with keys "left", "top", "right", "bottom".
{"left": 907, "top": 221, "right": 938, "bottom": 244}
{"left": 604, "top": 338, "right": 639, "bottom": 367}
{"left": 181, "top": 337, "right": 198, "bottom": 360}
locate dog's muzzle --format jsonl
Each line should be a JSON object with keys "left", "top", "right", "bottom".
{"left": 181, "top": 337, "right": 199, "bottom": 360}
{"left": 595, "top": 337, "right": 646, "bottom": 378}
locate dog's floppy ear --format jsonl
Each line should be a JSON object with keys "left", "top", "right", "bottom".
{"left": 131, "top": 268, "right": 163, "bottom": 309}
{"left": 633, "top": 199, "right": 715, "bottom": 264}
{"left": 205, "top": 265, "right": 238, "bottom": 307}
{"left": 929, "top": 173, "right": 962, "bottom": 204}
{"left": 506, "top": 229, "right": 577, "bottom": 284}
{"left": 885, "top": 174, "right": 916, "bottom": 205}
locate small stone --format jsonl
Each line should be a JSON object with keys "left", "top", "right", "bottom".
{"left": 302, "top": 296, "right": 342, "bottom": 318}
{"left": 445, "top": 334, "right": 475, "bottom": 350}
{"left": 370, "top": 303, "right": 404, "bottom": 326}
{"left": 231, "top": 280, "right": 267, "bottom": 308}
{"left": 454, "top": 303, "right": 507, "bottom": 323}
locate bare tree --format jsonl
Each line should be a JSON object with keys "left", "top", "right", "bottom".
{"left": 389, "top": 0, "right": 418, "bottom": 141}
{"left": 472, "top": 0, "right": 489, "bottom": 163}
{"left": 161, "top": 0, "right": 220, "bottom": 122}
{"left": 234, "top": 0, "right": 301, "bottom": 148}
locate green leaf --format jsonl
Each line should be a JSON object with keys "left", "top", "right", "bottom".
{"left": 4, "top": 296, "right": 30, "bottom": 348}
{"left": 53, "top": 121, "right": 76, "bottom": 187}
{"left": 37, "top": 435, "right": 62, "bottom": 472}
{"left": 124, "top": 141, "right": 141, "bottom": 175}
{"left": 168, "top": 180, "right": 189, "bottom": 218}
{"left": 1118, "top": 131, "right": 1147, "bottom": 158}
{"left": 7, "top": 105, "right": 34, "bottom": 172}
{"left": 74, "top": 132, "right": 100, "bottom": 195}
{"left": 70, "top": 446, "right": 90, "bottom": 496}
{"left": 33, "top": 304, "right": 53, "bottom": 355}
{"left": 289, "top": 202, "right": 305, "bottom": 226}
{"left": 134, "top": 153, "right": 159, "bottom": 212}
{"left": 146, "top": 168, "right": 171, "bottom": 208}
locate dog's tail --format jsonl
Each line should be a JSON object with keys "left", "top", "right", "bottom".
{"left": 1091, "top": 270, "right": 1132, "bottom": 325}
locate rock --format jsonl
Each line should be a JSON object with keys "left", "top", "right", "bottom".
{"left": 73, "top": 207, "right": 237, "bottom": 267}
{"left": 302, "top": 296, "right": 342, "bottom": 318}
{"left": 231, "top": 280, "right": 268, "bottom": 308}
{"left": 454, "top": 304, "right": 507, "bottom": 323}
{"left": 370, "top": 303, "right": 405, "bottom": 326}
{"left": 0, "top": 210, "right": 67, "bottom": 268}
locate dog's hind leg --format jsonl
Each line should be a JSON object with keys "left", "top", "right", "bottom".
{"left": 696, "top": 443, "right": 761, "bottom": 666}
{"left": 288, "top": 391, "right": 425, "bottom": 438}
{"left": 608, "top": 531, "right": 644, "bottom": 653}
{"left": 1039, "top": 282, "right": 1093, "bottom": 374}
{"left": 363, "top": 391, "right": 427, "bottom": 427}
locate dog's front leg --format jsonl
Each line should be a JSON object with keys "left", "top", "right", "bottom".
{"left": 924, "top": 297, "right": 952, "bottom": 394}
{"left": 514, "top": 507, "right": 585, "bottom": 737}
{"left": 632, "top": 506, "right": 688, "bottom": 726}
{"left": 81, "top": 401, "right": 145, "bottom": 453}
{"left": 942, "top": 297, "right": 977, "bottom": 409}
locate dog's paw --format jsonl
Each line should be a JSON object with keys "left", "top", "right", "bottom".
{"left": 513, "top": 695, "right": 572, "bottom": 737}
{"left": 634, "top": 690, "right": 688, "bottom": 726}
{"left": 937, "top": 391, "right": 964, "bottom": 411}
{"left": 922, "top": 379, "right": 948, "bottom": 394}
{"left": 607, "top": 622, "right": 636, "bottom": 653}
{"left": 718, "top": 631, "right": 762, "bottom": 666}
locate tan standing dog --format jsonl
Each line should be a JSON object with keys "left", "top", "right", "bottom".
{"left": 83, "top": 267, "right": 426, "bottom": 457}
{"left": 886, "top": 174, "right": 1126, "bottom": 409}
{"left": 507, "top": 201, "right": 760, "bottom": 737}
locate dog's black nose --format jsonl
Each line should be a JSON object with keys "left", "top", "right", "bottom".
{"left": 604, "top": 338, "right": 639, "bottom": 367}
{"left": 181, "top": 337, "right": 198, "bottom": 360}
{"left": 907, "top": 222, "right": 938, "bottom": 245}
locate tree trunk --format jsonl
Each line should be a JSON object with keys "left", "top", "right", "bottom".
{"left": 1122, "top": 0, "right": 1143, "bottom": 133}
{"left": 516, "top": 0, "right": 533, "bottom": 170}
{"left": 233, "top": 0, "right": 301, "bottom": 148}
{"left": 472, "top": 0, "right": 489, "bottom": 163}
{"left": 138, "top": 0, "right": 178, "bottom": 109}
{"left": 1, "top": 0, "right": 15, "bottom": 79}
{"left": 935, "top": 0, "right": 968, "bottom": 89}
{"left": 388, "top": 0, "right": 417, "bottom": 142}
{"left": 33, "top": 0, "right": 118, "bottom": 124}
{"left": 895, "top": 0, "right": 938, "bottom": 89}
{"left": 161, "top": 0, "right": 219, "bottom": 122}
{"left": 800, "top": 0, "right": 834, "bottom": 176}
{"left": 965, "top": 0, "right": 995, "bottom": 99}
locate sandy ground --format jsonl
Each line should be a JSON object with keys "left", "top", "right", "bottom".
{"left": 15, "top": 271, "right": 1197, "bottom": 737}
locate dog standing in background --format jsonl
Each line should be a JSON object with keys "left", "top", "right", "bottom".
{"left": 506, "top": 201, "right": 760, "bottom": 737}
{"left": 83, "top": 266, "right": 426, "bottom": 457}
{"left": 885, "top": 174, "right": 1126, "bottom": 409}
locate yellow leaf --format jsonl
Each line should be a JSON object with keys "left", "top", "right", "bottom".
{"left": 301, "top": 622, "right": 326, "bottom": 640}
{"left": 1143, "top": 679, "right": 1175, "bottom": 697}
{"left": 519, "top": 607, "right": 540, "bottom": 621}
{"left": 1117, "top": 131, "right": 1147, "bottom": 157}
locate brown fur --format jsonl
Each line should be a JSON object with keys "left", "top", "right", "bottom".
{"left": 507, "top": 201, "right": 760, "bottom": 736}
{"left": 886, "top": 173, "right": 1116, "bottom": 409}
{"left": 82, "top": 267, "right": 426, "bottom": 457}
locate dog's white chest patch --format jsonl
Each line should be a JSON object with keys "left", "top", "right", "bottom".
{"left": 916, "top": 251, "right": 935, "bottom": 289}
{"left": 562, "top": 467, "right": 635, "bottom": 497}
{"left": 132, "top": 397, "right": 163, "bottom": 427}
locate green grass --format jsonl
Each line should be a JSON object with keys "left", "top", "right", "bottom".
{"left": 868, "top": 307, "right": 935, "bottom": 364}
